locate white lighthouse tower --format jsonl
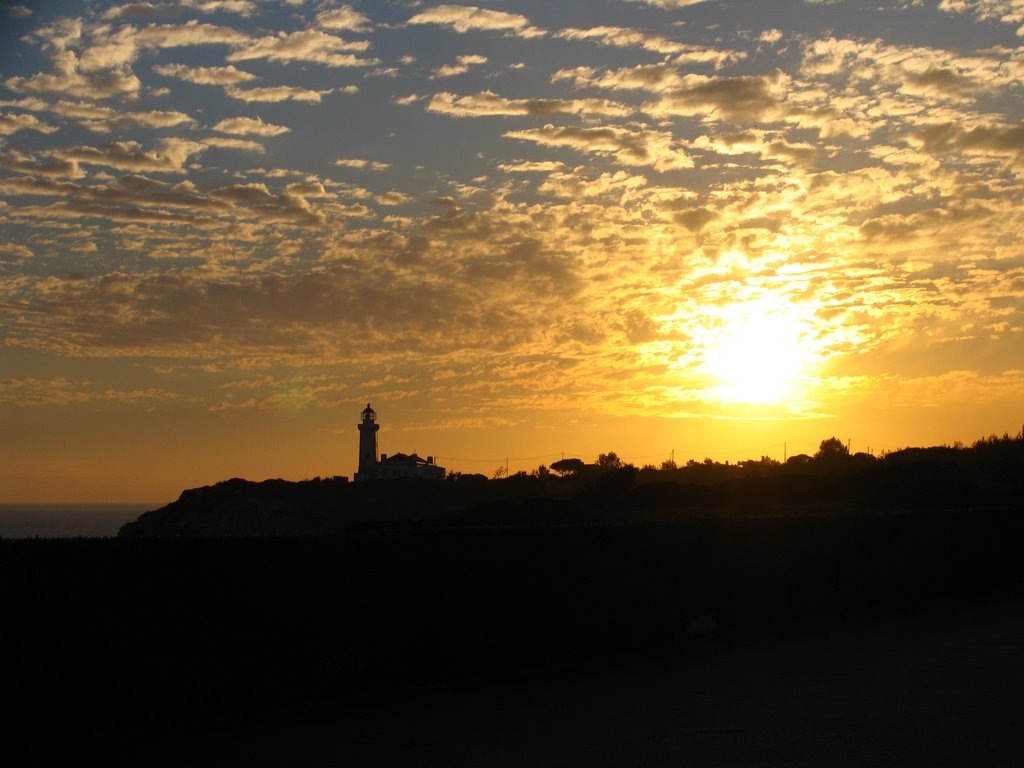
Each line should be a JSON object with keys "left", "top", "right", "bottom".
{"left": 355, "top": 403, "right": 379, "bottom": 481}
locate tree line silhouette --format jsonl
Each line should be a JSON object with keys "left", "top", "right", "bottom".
{"left": 119, "top": 431, "right": 1024, "bottom": 537}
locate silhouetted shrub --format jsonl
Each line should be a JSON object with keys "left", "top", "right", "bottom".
{"left": 721, "top": 474, "right": 836, "bottom": 508}
{"left": 621, "top": 482, "right": 719, "bottom": 514}
{"left": 576, "top": 466, "right": 638, "bottom": 511}
{"left": 859, "top": 460, "right": 987, "bottom": 511}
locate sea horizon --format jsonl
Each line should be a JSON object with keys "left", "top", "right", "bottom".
{"left": 0, "top": 503, "right": 164, "bottom": 539}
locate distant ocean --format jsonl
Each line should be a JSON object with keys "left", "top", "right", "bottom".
{"left": 0, "top": 503, "right": 161, "bottom": 538}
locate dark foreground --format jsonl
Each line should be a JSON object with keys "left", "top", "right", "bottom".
{"left": 6, "top": 507, "right": 1024, "bottom": 765}
{"left": 196, "top": 594, "right": 1024, "bottom": 767}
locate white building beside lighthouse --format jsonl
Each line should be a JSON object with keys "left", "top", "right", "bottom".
{"left": 354, "top": 403, "right": 445, "bottom": 481}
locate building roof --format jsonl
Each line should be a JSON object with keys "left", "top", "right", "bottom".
{"left": 380, "top": 452, "right": 431, "bottom": 465}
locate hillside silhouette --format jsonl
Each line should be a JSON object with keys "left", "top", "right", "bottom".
{"left": 119, "top": 432, "right": 1024, "bottom": 537}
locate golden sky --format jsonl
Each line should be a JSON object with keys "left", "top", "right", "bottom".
{"left": 1, "top": 0, "right": 1023, "bottom": 502}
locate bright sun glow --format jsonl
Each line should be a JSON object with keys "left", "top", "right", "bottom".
{"left": 700, "top": 299, "right": 819, "bottom": 405}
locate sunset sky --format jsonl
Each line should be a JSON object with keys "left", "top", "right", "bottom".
{"left": 2, "top": 0, "right": 1023, "bottom": 502}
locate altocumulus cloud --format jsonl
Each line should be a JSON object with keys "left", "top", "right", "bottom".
{"left": 213, "top": 116, "right": 290, "bottom": 136}
{"left": 0, "top": 0, "right": 1022, "bottom": 428}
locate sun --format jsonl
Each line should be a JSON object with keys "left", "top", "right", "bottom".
{"left": 699, "top": 299, "right": 818, "bottom": 405}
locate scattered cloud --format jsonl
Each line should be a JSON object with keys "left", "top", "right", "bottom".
{"left": 208, "top": 182, "right": 326, "bottom": 225}
{"left": 50, "top": 139, "right": 206, "bottom": 173}
{"left": 938, "top": 0, "right": 1024, "bottom": 33}
{"left": 504, "top": 123, "right": 693, "bottom": 170}
{"left": 0, "top": 377, "right": 188, "bottom": 407}
{"left": 427, "top": 90, "right": 632, "bottom": 118}
{"left": 226, "top": 30, "right": 377, "bottom": 67}
{"left": 129, "top": 20, "right": 250, "bottom": 48}
{"left": 52, "top": 100, "right": 194, "bottom": 132}
{"left": 376, "top": 191, "right": 413, "bottom": 205}
{"left": 0, "top": 242, "right": 34, "bottom": 258}
{"left": 203, "top": 136, "right": 264, "bottom": 152}
{"left": 647, "top": 71, "right": 788, "bottom": 120}
{"left": 334, "top": 158, "right": 392, "bottom": 171}
{"left": 537, "top": 168, "right": 647, "bottom": 199}
{"left": 225, "top": 85, "right": 332, "bottom": 102}
{"left": 557, "top": 26, "right": 689, "bottom": 55}
{"left": 0, "top": 150, "right": 83, "bottom": 178}
{"left": 497, "top": 160, "right": 568, "bottom": 173}
{"left": 315, "top": 4, "right": 372, "bottom": 32}
{"left": 908, "top": 122, "right": 1024, "bottom": 165}
{"left": 622, "top": 0, "right": 711, "bottom": 7}
{"left": 407, "top": 4, "right": 544, "bottom": 37}
{"left": 392, "top": 93, "right": 425, "bottom": 106}
{"left": 5, "top": 50, "right": 141, "bottom": 99}
{"left": 102, "top": 1, "right": 259, "bottom": 20}
{"left": 0, "top": 112, "right": 59, "bottom": 135}
{"left": 431, "top": 54, "right": 488, "bottom": 78}
{"left": 153, "top": 62, "right": 257, "bottom": 84}
{"left": 212, "top": 116, "right": 290, "bottom": 136}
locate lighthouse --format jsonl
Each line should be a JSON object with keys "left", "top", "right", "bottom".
{"left": 353, "top": 403, "right": 445, "bottom": 481}
{"left": 355, "top": 403, "right": 379, "bottom": 482}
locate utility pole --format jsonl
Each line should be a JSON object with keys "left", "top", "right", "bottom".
{"left": 784, "top": 442, "right": 787, "bottom": 462}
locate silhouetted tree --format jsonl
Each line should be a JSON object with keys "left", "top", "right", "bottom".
{"left": 597, "top": 452, "right": 624, "bottom": 470}
{"left": 815, "top": 437, "right": 850, "bottom": 460}
{"left": 551, "top": 458, "right": 585, "bottom": 476}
